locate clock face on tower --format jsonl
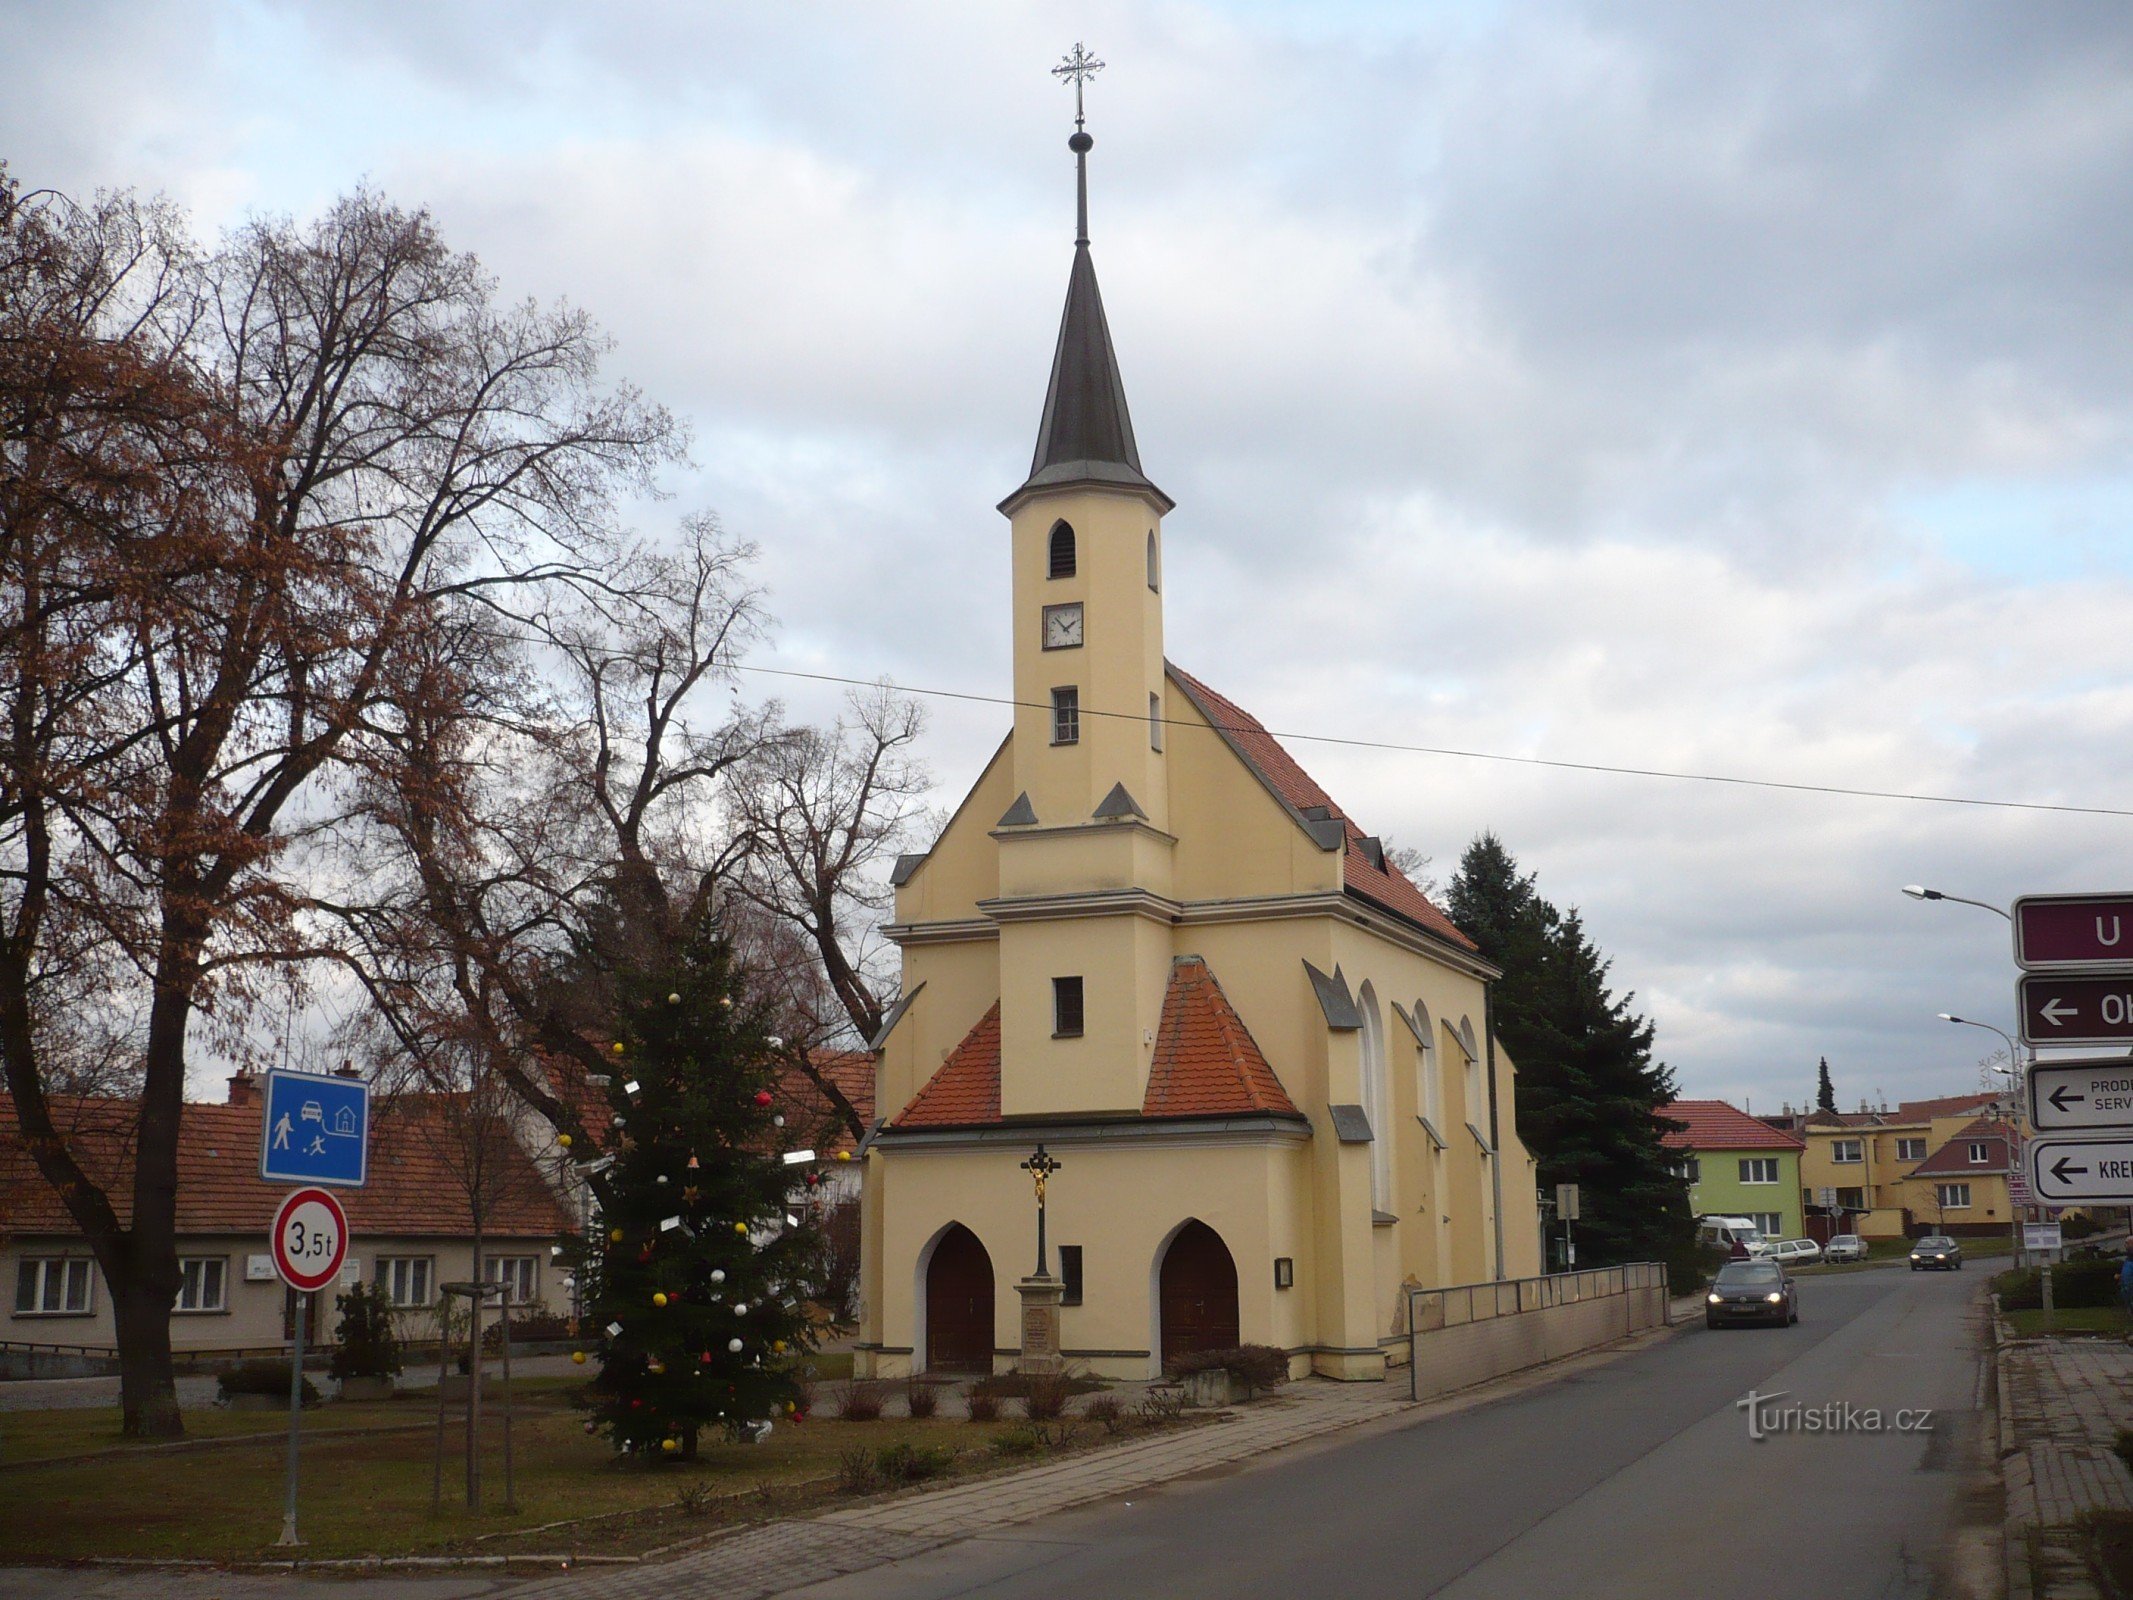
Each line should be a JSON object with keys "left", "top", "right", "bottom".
{"left": 1042, "top": 602, "right": 1084, "bottom": 650}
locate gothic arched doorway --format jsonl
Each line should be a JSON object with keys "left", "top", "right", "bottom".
{"left": 924, "top": 1224, "right": 995, "bottom": 1373}
{"left": 1157, "top": 1220, "right": 1240, "bottom": 1366}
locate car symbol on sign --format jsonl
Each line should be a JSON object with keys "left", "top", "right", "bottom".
{"left": 300, "top": 1102, "right": 323, "bottom": 1124}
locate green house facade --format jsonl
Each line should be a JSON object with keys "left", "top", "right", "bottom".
{"left": 1659, "top": 1099, "right": 1806, "bottom": 1241}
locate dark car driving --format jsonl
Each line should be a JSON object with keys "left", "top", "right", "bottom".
{"left": 1705, "top": 1259, "right": 1798, "bottom": 1328}
{"left": 1909, "top": 1235, "right": 1964, "bottom": 1270}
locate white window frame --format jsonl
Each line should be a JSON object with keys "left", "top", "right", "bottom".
{"left": 1750, "top": 1212, "right": 1783, "bottom": 1237}
{"left": 1897, "top": 1138, "right": 1926, "bottom": 1161}
{"left": 1936, "top": 1183, "right": 1972, "bottom": 1210}
{"left": 1832, "top": 1139, "right": 1863, "bottom": 1164}
{"left": 1739, "top": 1158, "right": 1779, "bottom": 1185}
{"left": 1968, "top": 1141, "right": 1992, "bottom": 1165}
{"left": 377, "top": 1256, "right": 435, "bottom": 1308}
{"left": 176, "top": 1256, "right": 228, "bottom": 1313}
{"left": 14, "top": 1256, "right": 94, "bottom": 1316}
{"left": 483, "top": 1255, "right": 539, "bottom": 1306}
{"left": 1050, "top": 686, "right": 1079, "bottom": 746}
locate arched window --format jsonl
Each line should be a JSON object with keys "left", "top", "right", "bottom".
{"left": 1146, "top": 530, "right": 1159, "bottom": 591}
{"left": 1458, "top": 1015, "right": 1488, "bottom": 1149}
{"left": 1412, "top": 999, "right": 1440, "bottom": 1136}
{"left": 1358, "top": 982, "right": 1392, "bottom": 1211}
{"left": 1049, "top": 521, "right": 1076, "bottom": 579}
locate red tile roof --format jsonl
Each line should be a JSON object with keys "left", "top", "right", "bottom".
{"left": 1143, "top": 958, "right": 1300, "bottom": 1118}
{"left": 890, "top": 959, "right": 1303, "bottom": 1130}
{"left": 1167, "top": 666, "right": 1475, "bottom": 952}
{"left": 0, "top": 1092, "right": 573, "bottom": 1239}
{"left": 1892, "top": 1092, "right": 2003, "bottom": 1124}
{"left": 1658, "top": 1099, "right": 1806, "bottom": 1151}
{"left": 1908, "top": 1116, "right": 2020, "bottom": 1177}
{"left": 893, "top": 1003, "right": 1003, "bottom": 1128}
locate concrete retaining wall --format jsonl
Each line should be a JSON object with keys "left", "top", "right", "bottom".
{"left": 1398, "top": 1264, "right": 1670, "bottom": 1403}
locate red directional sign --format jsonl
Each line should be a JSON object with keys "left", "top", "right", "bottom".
{"left": 2014, "top": 893, "right": 2133, "bottom": 971}
{"left": 2019, "top": 973, "right": 2133, "bottom": 1048}
{"left": 270, "top": 1187, "right": 349, "bottom": 1294}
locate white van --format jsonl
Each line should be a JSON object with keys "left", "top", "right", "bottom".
{"left": 1696, "top": 1215, "right": 1768, "bottom": 1257}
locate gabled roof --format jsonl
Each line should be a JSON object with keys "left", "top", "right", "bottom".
{"left": 1004, "top": 242, "right": 1171, "bottom": 512}
{"left": 0, "top": 1092, "right": 572, "bottom": 1239}
{"left": 1658, "top": 1099, "right": 1806, "bottom": 1151}
{"left": 1142, "top": 958, "right": 1300, "bottom": 1119}
{"left": 1909, "top": 1116, "right": 2020, "bottom": 1177}
{"left": 889, "top": 958, "right": 1303, "bottom": 1131}
{"left": 1167, "top": 666, "right": 1475, "bottom": 952}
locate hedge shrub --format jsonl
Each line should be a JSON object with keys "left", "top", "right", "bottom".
{"left": 1163, "top": 1344, "right": 1290, "bottom": 1397}
{"left": 217, "top": 1359, "right": 322, "bottom": 1406}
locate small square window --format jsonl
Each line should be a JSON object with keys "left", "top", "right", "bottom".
{"left": 176, "top": 1257, "right": 227, "bottom": 1313}
{"left": 1058, "top": 1244, "right": 1083, "bottom": 1306}
{"left": 1051, "top": 687, "right": 1079, "bottom": 746}
{"left": 1053, "top": 976, "right": 1085, "bottom": 1038}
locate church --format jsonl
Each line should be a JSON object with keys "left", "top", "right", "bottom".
{"left": 854, "top": 94, "right": 1541, "bottom": 1384}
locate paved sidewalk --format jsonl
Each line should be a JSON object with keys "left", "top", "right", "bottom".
{"left": 508, "top": 1379, "right": 1416, "bottom": 1600}
{"left": 2000, "top": 1335, "right": 2133, "bottom": 1599}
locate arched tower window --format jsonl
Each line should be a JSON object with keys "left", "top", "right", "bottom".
{"left": 1412, "top": 999, "right": 1440, "bottom": 1135}
{"left": 1049, "top": 521, "right": 1076, "bottom": 579}
{"left": 1146, "top": 530, "right": 1159, "bottom": 591}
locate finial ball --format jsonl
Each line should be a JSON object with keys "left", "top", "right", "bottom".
{"left": 1069, "top": 131, "right": 1093, "bottom": 154}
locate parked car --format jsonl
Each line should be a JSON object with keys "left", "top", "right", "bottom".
{"left": 1822, "top": 1234, "right": 1867, "bottom": 1264}
{"left": 1705, "top": 1259, "right": 1799, "bottom": 1328}
{"left": 1765, "top": 1238, "right": 1824, "bottom": 1268}
{"left": 1910, "top": 1235, "right": 1964, "bottom": 1271}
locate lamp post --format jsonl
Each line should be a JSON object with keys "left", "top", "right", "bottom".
{"left": 1902, "top": 885, "right": 2012, "bottom": 921}
{"left": 1938, "top": 1013, "right": 2026, "bottom": 1266}
{"left": 1020, "top": 1144, "right": 1062, "bottom": 1278}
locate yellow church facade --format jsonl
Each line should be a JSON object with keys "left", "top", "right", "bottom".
{"left": 854, "top": 123, "right": 1540, "bottom": 1384}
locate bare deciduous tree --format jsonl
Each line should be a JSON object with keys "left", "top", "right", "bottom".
{"left": 0, "top": 172, "right": 678, "bottom": 1434}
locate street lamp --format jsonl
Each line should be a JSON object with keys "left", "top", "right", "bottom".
{"left": 1901, "top": 885, "right": 2012, "bottom": 921}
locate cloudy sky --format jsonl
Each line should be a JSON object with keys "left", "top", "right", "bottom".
{"left": 10, "top": 1, "right": 2133, "bottom": 1114}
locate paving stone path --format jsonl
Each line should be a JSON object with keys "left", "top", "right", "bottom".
{"left": 2001, "top": 1336, "right": 2133, "bottom": 1600}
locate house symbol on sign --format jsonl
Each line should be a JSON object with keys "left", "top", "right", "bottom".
{"left": 332, "top": 1107, "right": 357, "bottom": 1136}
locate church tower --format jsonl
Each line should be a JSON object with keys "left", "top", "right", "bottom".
{"left": 990, "top": 70, "right": 1178, "bottom": 1117}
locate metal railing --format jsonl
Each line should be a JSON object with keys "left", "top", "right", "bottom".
{"left": 1404, "top": 1262, "right": 1670, "bottom": 1401}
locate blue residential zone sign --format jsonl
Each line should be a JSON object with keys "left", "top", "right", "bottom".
{"left": 258, "top": 1068, "right": 369, "bottom": 1187}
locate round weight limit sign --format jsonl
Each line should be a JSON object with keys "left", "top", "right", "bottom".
{"left": 270, "top": 1187, "right": 349, "bottom": 1294}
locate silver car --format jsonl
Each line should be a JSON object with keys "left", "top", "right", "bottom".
{"left": 1822, "top": 1234, "right": 1867, "bottom": 1263}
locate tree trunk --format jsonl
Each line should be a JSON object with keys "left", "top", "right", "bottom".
{"left": 113, "top": 1271, "right": 182, "bottom": 1436}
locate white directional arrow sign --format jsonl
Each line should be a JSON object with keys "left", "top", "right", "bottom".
{"left": 2018, "top": 974, "right": 2133, "bottom": 1048}
{"left": 2028, "top": 1134, "right": 2133, "bottom": 1205}
{"left": 2029, "top": 1060, "right": 2133, "bottom": 1132}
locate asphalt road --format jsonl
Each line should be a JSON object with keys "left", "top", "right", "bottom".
{"left": 779, "top": 1265, "right": 1998, "bottom": 1600}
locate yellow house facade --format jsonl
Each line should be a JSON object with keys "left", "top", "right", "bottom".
{"left": 854, "top": 125, "right": 1539, "bottom": 1384}
{"left": 1794, "top": 1093, "right": 2013, "bottom": 1237}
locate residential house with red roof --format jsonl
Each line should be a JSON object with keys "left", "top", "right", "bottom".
{"left": 2, "top": 1074, "right": 578, "bottom": 1360}
{"left": 1658, "top": 1100, "right": 1805, "bottom": 1242}
{"left": 855, "top": 132, "right": 1541, "bottom": 1384}
{"left": 1791, "top": 1090, "right": 2013, "bottom": 1238}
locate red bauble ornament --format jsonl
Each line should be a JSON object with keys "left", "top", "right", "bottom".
{"left": 753, "top": 1090, "right": 773, "bottom": 1108}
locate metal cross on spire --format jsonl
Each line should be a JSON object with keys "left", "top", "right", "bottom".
{"left": 1053, "top": 42, "right": 1104, "bottom": 129}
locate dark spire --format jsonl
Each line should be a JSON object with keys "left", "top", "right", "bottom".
{"left": 1002, "top": 47, "right": 1171, "bottom": 515}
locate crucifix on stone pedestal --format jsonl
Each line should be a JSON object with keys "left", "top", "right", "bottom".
{"left": 1016, "top": 1142, "right": 1066, "bottom": 1373}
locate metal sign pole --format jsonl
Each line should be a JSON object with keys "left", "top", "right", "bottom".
{"left": 277, "top": 1290, "right": 305, "bottom": 1546}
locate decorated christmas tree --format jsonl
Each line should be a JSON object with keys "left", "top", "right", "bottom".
{"left": 578, "top": 917, "right": 818, "bottom": 1459}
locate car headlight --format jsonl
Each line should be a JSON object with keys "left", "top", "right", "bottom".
{"left": 1765, "top": 1292, "right": 1784, "bottom": 1304}
{"left": 1707, "top": 1292, "right": 1722, "bottom": 1304}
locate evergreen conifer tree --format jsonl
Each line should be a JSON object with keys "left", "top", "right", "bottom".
{"left": 577, "top": 917, "right": 816, "bottom": 1460}
{"left": 1815, "top": 1057, "right": 1837, "bottom": 1114}
{"left": 1446, "top": 833, "right": 1692, "bottom": 1267}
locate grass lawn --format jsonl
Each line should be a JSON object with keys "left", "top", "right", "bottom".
{"left": 2005, "top": 1307, "right": 2131, "bottom": 1338}
{"left": 0, "top": 1379, "right": 1176, "bottom": 1563}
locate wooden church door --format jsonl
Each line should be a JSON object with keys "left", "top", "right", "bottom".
{"left": 925, "top": 1225, "right": 995, "bottom": 1372}
{"left": 1159, "top": 1220, "right": 1240, "bottom": 1364}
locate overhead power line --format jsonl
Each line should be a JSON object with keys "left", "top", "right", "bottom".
{"left": 734, "top": 662, "right": 2133, "bottom": 820}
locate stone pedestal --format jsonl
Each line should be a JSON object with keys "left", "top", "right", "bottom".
{"left": 1015, "top": 1275, "right": 1065, "bottom": 1373}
